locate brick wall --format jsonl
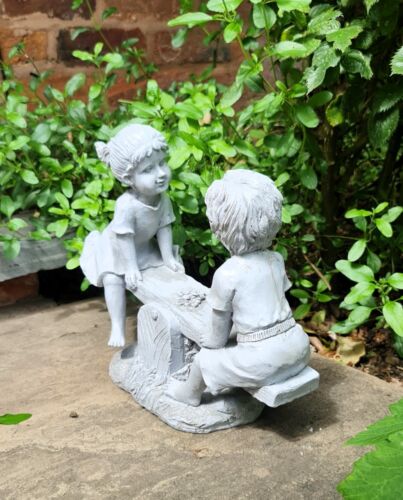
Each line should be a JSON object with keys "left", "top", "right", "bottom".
{"left": 0, "top": 0, "right": 242, "bottom": 97}
{"left": 0, "top": 0, "right": 242, "bottom": 305}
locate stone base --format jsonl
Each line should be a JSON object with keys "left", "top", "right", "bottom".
{"left": 109, "top": 344, "right": 265, "bottom": 433}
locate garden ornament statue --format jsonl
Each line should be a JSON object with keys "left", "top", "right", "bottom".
{"left": 80, "top": 124, "right": 319, "bottom": 433}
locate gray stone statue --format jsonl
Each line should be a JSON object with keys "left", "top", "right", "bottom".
{"left": 80, "top": 124, "right": 319, "bottom": 433}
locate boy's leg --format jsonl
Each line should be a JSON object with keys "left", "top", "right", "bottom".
{"left": 166, "top": 354, "right": 206, "bottom": 406}
{"left": 103, "top": 273, "right": 126, "bottom": 347}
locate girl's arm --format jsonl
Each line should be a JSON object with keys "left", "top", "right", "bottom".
{"left": 157, "top": 225, "right": 184, "bottom": 272}
{"left": 117, "top": 233, "right": 142, "bottom": 289}
{"left": 200, "top": 309, "right": 232, "bottom": 349}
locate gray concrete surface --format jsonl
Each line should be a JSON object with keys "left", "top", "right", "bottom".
{"left": 1, "top": 298, "right": 402, "bottom": 500}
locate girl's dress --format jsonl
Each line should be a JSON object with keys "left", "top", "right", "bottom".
{"left": 198, "top": 250, "right": 310, "bottom": 394}
{"left": 80, "top": 191, "right": 175, "bottom": 287}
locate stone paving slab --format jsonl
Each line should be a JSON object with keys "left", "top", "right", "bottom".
{"left": 0, "top": 298, "right": 402, "bottom": 500}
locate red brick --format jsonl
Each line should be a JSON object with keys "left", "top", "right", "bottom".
{"left": 0, "top": 274, "right": 39, "bottom": 306}
{"left": 57, "top": 28, "right": 146, "bottom": 65}
{"left": 103, "top": 0, "right": 177, "bottom": 20}
{"left": 151, "top": 29, "right": 231, "bottom": 66}
{"left": 0, "top": 29, "right": 48, "bottom": 63}
{"left": 2, "top": 0, "right": 95, "bottom": 19}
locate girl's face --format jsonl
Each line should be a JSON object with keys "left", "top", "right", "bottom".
{"left": 131, "top": 150, "right": 171, "bottom": 197}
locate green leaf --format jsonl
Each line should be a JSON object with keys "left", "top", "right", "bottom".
{"left": 7, "top": 112, "right": 27, "bottom": 128}
{"left": 66, "top": 256, "right": 80, "bottom": 270}
{"left": 71, "top": 27, "right": 89, "bottom": 41}
{"left": 276, "top": 0, "right": 311, "bottom": 13}
{"left": 364, "top": 0, "right": 379, "bottom": 13}
{"left": 253, "top": 4, "right": 276, "bottom": 29}
{"left": 295, "top": 104, "right": 319, "bottom": 128}
{"left": 172, "top": 28, "right": 188, "bottom": 49}
{"left": 300, "top": 165, "right": 318, "bottom": 189}
{"left": 88, "top": 83, "right": 102, "bottom": 100}
{"left": 342, "top": 49, "right": 373, "bottom": 79}
{"left": 206, "top": 0, "right": 243, "bottom": 12}
{"left": 73, "top": 50, "right": 93, "bottom": 62}
{"left": 9, "top": 136, "right": 30, "bottom": 150}
{"left": 383, "top": 302, "right": 403, "bottom": 337}
{"left": 304, "top": 44, "right": 339, "bottom": 93}
{"left": 0, "top": 413, "right": 32, "bottom": 425}
{"left": 325, "top": 102, "right": 343, "bottom": 127}
{"left": 369, "top": 108, "right": 400, "bottom": 149}
{"left": 391, "top": 46, "right": 403, "bottom": 76}
{"left": 372, "top": 84, "right": 403, "bottom": 114}
{"left": 336, "top": 260, "right": 374, "bottom": 282}
{"left": 220, "top": 82, "right": 243, "bottom": 108}
{"left": 179, "top": 194, "right": 199, "bottom": 214}
{"left": 101, "top": 6, "right": 117, "bottom": 20}
{"left": 209, "top": 139, "right": 237, "bottom": 157}
{"left": 345, "top": 208, "right": 372, "bottom": 218}
{"left": 375, "top": 218, "right": 393, "bottom": 238}
{"left": 32, "top": 123, "right": 51, "bottom": 144}
{"left": 7, "top": 218, "right": 28, "bottom": 232}
{"left": 332, "top": 306, "right": 372, "bottom": 334}
{"left": 273, "top": 41, "right": 308, "bottom": 59}
{"left": 366, "top": 250, "right": 381, "bottom": 273}
{"left": 223, "top": 20, "right": 242, "bottom": 43}
{"left": 338, "top": 400, "right": 403, "bottom": 499}
{"left": 47, "top": 219, "right": 69, "bottom": 238}
{"left": 55, "top": 192, "right": 70, "bottom": 210}
{"left": 373, "top": 201, "right": 388, "bottom": 214}
{"left": 344, "top": 282, "right": 375, "bottom": 305}
{"left": 21, "top": 169, "right": 39, "bottom": 185}
{"left": 387, "top": 273, "right": 403, "bottom": 290}
{"left": 102, "top": 53, "right": 125, "bottom": 72}
{"left": 348, "top": 239, "right": 367, "bottom": 262}
{"left": 168, "top": 12, "right": 213, "bottom": 28}
{"left": 174, "top": 102, "right": 204, "bottom": 120}
{"left": 383, "top": 206, "right": 402, "bottom": 223}
{"left": 65, "top": 73, "right": 86, "bottom": 96}
{"left": 3, "top": 239, "right": 21, "bottom": 260}
{"left": 0, "top": 196, "right": 17, "bottom": 218}
{"left": 308, "top": 7, "right": 341, "bottom": 36}
{"left": 293, "top": 303, "right": 311, "bottom": 320}
{"left": 308, "top": 91, "right": 333, "bottom": 108}
{"left": 326, "top": 25, "right": 363, "bottom": 52}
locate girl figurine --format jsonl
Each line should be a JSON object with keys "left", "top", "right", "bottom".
{"left": 167, "top": 169, "right": 310, "bottom": 406}
{"left": 80, "top": 124, "right": 184, "bottom": 347}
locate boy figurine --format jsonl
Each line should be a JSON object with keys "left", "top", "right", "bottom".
{"left": 167, "top": 169, "right": 310, "bottom": 406}
{"left": 80, "top": 124, "right": 183, "bottom": 347}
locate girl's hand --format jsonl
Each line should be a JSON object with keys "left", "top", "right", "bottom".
{"left": 125, "top": 269, "right": 143, "bottom": 290}
{"left": 164, "top": 257, "right": 185, "bottom": 273}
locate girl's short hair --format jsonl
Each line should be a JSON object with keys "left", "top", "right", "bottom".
{"left": 205, "top": 169, "right": 283, "bottom": 255}
{"left": 95, "top": 124, "right": 167, "bottom": 186}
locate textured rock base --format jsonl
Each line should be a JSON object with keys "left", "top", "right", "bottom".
{"left": 110, "top": 344, "right": 265, "bottom": 433}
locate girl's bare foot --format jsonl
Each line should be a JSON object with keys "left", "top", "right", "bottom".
{"left": 108, "top": 328, "right": 125, "bottom": 347}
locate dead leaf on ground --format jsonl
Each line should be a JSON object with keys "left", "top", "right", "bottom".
{"left": 335, "top": 335, "right": 366, "bottom": 366}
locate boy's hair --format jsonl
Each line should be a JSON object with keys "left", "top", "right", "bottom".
{"left": 205, "top": 169, "right": 283, "bottom": 255}
{"left": 95, "top": 124, "right": 167, "bottom": 186}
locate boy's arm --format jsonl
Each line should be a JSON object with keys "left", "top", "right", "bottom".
{"left": 157, "top": 225, "right": 184, "bottom": 272}
{"left": 200, "top": 309, "right": 232, "bottom": 349}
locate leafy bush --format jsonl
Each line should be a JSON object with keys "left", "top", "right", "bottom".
{"left": 0, "top": 0, "right": 402, "bottom": 353}
{"left": 338, "top": 398, "right": 403, "bottom": 499}
{"left": 168, "top": 0, "right": 403, "bottom": 347}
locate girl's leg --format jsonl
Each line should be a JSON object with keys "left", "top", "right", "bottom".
{"left": 103, "top": 273, "right": 126, "bottom": 347}
{"left": 166, "top": 354, "right": 206, "bottom": 406}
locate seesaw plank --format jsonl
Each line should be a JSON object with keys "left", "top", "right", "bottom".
{"left": 132, "top": 266, "right": 212, "bottom": 345}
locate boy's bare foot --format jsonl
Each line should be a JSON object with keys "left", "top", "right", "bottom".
{"left": 166, "top": 379, "right": 202, "bottom": 407}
